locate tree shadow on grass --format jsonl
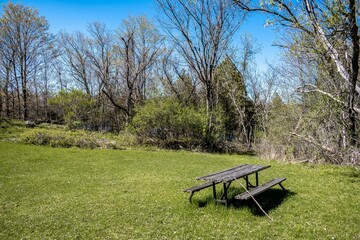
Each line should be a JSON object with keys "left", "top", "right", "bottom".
{"left": 332, "top": 169, "right": 360, "bottom": 184}
{"left": 192, "top": 186, "right": 296, "bottom": 216}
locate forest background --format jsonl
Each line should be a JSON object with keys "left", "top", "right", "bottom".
{"left": 0, "top": 0, "right": 359, "bottom": 165}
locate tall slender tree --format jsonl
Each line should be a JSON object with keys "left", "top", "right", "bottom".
{"left": 115, "top": 16, "right": 164, "bottom": 120}
{"left": 58, "top": 31, "right": 93, "bottom": 96}
{"left": 0, "top": 3, "right": 51, "bottom": 120}
{"left": 157, "top": 0, "right": 246, "bottom": 145}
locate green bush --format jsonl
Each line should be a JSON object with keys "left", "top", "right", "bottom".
{"left": 48, "top": 90, "right": 98, "bottom": 130}
{"left": 131, "top": 98, "right": 207, "bottom": 148}
{"left": 19, "top": 128, "right": 136, "bottom": 149}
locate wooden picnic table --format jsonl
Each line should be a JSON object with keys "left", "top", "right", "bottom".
{"left": 184, "top": 164, "right": 286, "bottom": 207}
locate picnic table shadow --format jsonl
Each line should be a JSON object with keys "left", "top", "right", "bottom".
{"left": 195, "top": 187, "right": 296, "bottom": 216}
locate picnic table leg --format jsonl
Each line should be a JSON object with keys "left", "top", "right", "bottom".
{"left": 256, "top": 172, "right": 259, "bottom": 186}
{"left": 212, "top": 182, "right": 217, "bottom": 205}
{"left": 189, "top": 191, "right": 194, "bottom": 203}
{"left": 223, "top": 182, "right": 228, "bottom": 207}
{"left": 245, "top": 176, "right": 249, "bottom": 189}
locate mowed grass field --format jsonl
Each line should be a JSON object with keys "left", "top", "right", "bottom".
{"left": 0, "top": 142, "right": 359, "bottom": 239}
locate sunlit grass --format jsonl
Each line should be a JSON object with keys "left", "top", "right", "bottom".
{"left": 0, "top": 142, "right": 359, "bottom": 239}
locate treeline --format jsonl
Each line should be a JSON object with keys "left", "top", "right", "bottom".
{"left": 0, "top": 1, "right": 358, "bottom": 165}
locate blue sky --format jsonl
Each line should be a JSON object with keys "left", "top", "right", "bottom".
{"left": 0, "top": 0, "right": 280, "bottom": 71}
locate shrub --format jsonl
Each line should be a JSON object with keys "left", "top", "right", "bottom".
{"left": 48, "top": 90, "right": 98, "bottom": 130}
{"left": 131, "top": 98, "right": 207, "bottom": 148}
{"left": 19, "top": 128, "right": 136, "bottom": 149}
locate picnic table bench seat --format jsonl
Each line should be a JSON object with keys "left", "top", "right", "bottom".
{"left": 183, "top": 181, "right": 220, "bottom": 203}
{"left": 235, "top": 177, "right": 286, "bottom": 201}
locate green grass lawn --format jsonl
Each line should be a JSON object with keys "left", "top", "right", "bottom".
{"left": 0, "top": 142, "right": 359, "bottom": 239}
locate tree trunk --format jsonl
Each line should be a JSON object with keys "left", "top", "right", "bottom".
{"left": 21, "top": 62, "right": 28, "bottom": 120}
{"left": 13, "top": 62, "right": 22, "bottom": 119}
{"left": 0, "top": 86, "right": 2, "bottom": 118}
{"left": 5, "top": 66, "right": 10, "bottom": 118}
{"left": 348, "top": 0, "right": 359, "bottom": 146}
{"left": 12, "top": 91, "right": 16, "bottom": 119}
{"left": 205, "top": 79, "right": 215, "bottom": 146}
{"left": 34, "top": 75, "right": 39, "bottom": 120}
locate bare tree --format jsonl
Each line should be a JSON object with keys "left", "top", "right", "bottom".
{"left": 58, "top": 31, "right": 94, "bottom": 96}
{"left": 0, "top": 38, "right": 13, "bottom": 118}
{"left": 234, "top": 0, "right": 359, "bottom": 164}
{"left": 157, "top": 0, "right": 246, "bottom": 144}
{"left": 114, "top": 16, "right": 164, "bottom": 120}
{"left": 0, "top": 3, "right": 51, "bottom": 120}
{"left": 156, "top": 47, "right": 199, "bottom": 104}
{"left": 36, "top": 45, "right": 59, "bottom": 121}
{"left": 234, "top": 0, "right": 359, "bottom": 147}
{"left": 86, "top": 22, "right": 114, "bottom": 98}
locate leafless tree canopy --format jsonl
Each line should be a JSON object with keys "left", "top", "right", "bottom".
{"left": 156, "top": 0, "right": 246, "bottom": 142}
{"left": 0, "top": 3, "right": 51, "bottom": 120}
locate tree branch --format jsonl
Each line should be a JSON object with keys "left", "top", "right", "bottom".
{"left": 101, "top": 89, "right": 129, "bottom": 115}
{"left": 297, "top": 84, "right": 360, "bottom": 114}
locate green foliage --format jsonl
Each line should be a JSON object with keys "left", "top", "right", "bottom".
{"left": 48, "top": 90, "right": 97, "bottom": 129}
{"left": 0, "top": 142, "right": 359, "bottom": 239}
{"left": 256, "top": 93, "right": 303, "bottom": 160}
{"left": 164, "top": 69, "right": 197, "bottom": 104}
{"left": 19, "top": 128, "right": 136, "bottom": 149}
{"left": 131, "top": 98, "right": 207, "bottom": 147}
{"left": 266, "top": 93, "right": 298, "bottom": 145}
{"left": 215, "top": 57, "right": 252, "bottom": 143}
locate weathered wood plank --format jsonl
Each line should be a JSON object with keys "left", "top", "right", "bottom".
{"left": 196, "top": 164, "right": 248, "bottom": 181}
{"left": 235, "top": 178, "right": 286, "bottom": 200}
{"left": 183, "top": 181, "right": 214, "bottom": 193}
{"left": 222, "top": 165, "right": 270, "bottom": 183}
{"left": 197, "top": 164, "right": 271, "bottom": 182}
